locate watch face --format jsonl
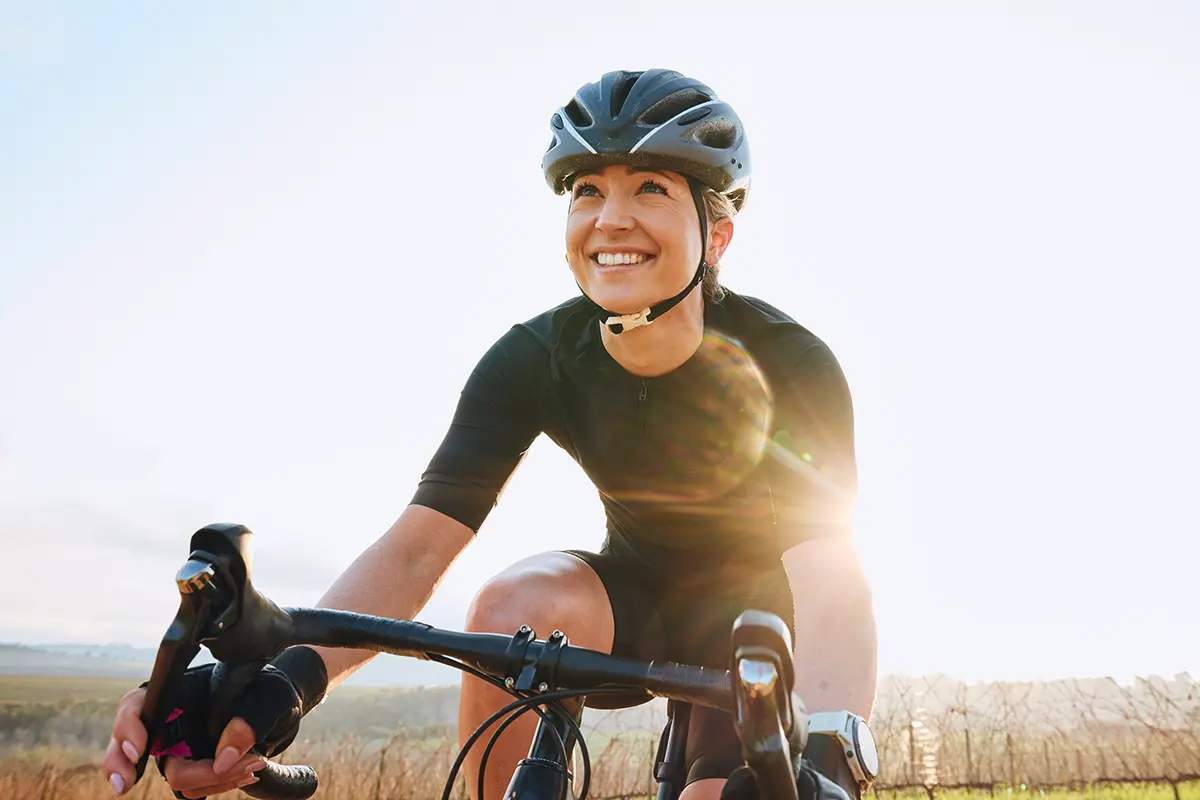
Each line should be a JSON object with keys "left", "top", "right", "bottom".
{"left": 855, "top": 718, "right": 880, "bottom": 778}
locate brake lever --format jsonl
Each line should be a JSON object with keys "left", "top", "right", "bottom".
{"left": 734, "top": 657, "right": 801, "bottom": 800}
{"left": 134, "top": 557, "right": 225, "bottom": 783}
{"left": 730, "top": 610, "right": 806, "bottom": 800}
{"left": 136, "top": 524, "right": 318, "bottom": 799}
{"left": 191, "top": 524, "right": 318, "bottom": 799}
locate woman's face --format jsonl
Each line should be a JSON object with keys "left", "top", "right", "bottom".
{"left": 565, "top": 165, "right": 710, "bottom": 315}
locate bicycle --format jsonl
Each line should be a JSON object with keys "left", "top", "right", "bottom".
{"left": 131, "top": 523, "right": 810, "bottom": 799}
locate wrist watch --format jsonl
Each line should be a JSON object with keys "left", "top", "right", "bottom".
{"left": 807, "top": 710, "right": 880, "bottom": 787}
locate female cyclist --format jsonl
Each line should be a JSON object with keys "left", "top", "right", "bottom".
{"left": 102, "top": 68, "right": 878, "bottom": 800}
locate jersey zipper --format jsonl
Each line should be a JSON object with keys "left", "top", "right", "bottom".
{"left": 638, "top": 379, "right": 648, "bottom": 471}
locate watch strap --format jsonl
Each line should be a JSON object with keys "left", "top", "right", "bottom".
{"left": 807, "top": 710, "right": 854, "bottom": 736}
{"left": 805, "top": 732, "right": 862, "bottom": 800}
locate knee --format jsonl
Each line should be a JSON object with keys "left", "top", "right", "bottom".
{"left": 464, "top": 554, "right": 610, "bottom": 647}
{"left": 465, "top": 570, "right": 537, "bottom": 635}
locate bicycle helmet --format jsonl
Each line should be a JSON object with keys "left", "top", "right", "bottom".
{"left": 543, "top": 69, "right": 751, "bottom": 334}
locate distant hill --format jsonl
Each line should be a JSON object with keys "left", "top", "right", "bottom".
{"left": 0, "top": 641, "right": 469, "bottom": 687}
{"left": 26, "top": 643, "right": 162, "bottom": 662}
{"left": 0, "top": 644, "right": 158, "bottom": 678}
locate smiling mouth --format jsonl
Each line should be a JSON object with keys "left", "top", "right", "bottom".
{"left": 591, "top": 252, "right": 656, "bottom": 268}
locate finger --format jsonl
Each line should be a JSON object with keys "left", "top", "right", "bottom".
{"left": 164, "top": 757, "right": 218, "bottom": 794}
{"left": 103, "top": 688, "right": 149, "bottom": 796}
{"left": 102, "top": 736, "right": 133, "bottom": 796}
{"left": 211, "top": 716, "right": 258, "bottom": 775}
{"left": 179, "top": 773, "right": 261, "bottom": 799}
{"left": 165, "top": 754, "right": 267, "bottom": 795}
{"left": 111, "top": 687, "right": 149, "bottom": 760}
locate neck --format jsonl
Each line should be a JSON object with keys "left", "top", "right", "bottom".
{"left": 600, "top": 288, "right": 705, "bottom": 377}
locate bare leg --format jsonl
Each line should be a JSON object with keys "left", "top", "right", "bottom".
{"left": 458, "top": 552, "right": 615, "bottom": 800}
{"left": 679, "top": 778, "right": 728, "bottom": 799}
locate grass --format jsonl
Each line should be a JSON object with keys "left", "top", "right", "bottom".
{"left": 0, "top": 675, "right": 131, "bottom": 704}
{"left": 0, "top": 744, "right": 1197, "bottom": 800}
{"left": 882, "top": 788, "right": 1200, "bottom": 800}
{"left": 0, "top": 677, "right": 1195, "bottom": 799}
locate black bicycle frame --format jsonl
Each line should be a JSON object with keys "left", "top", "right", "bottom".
{"left": 502, "top": 702, "right": 581, "bottom": 799}
{"left": 655, "top": 701, "right": 693, "bottom": 800}
{"left": 503, "top": 695, "right": 692, "bottom": 800}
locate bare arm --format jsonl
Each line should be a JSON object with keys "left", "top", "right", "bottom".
{"left": 311, "top": 328, "right": 549, "bottom": 688}
{"left": 783, "top": 536, "right": 877, "bottom": 719}
{"left": 308, "top": 503, "right": 476, "bottom": 690}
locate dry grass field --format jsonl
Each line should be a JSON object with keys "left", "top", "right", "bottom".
{"left": 1, "top": 674, "right": 1196, "bottom": 800}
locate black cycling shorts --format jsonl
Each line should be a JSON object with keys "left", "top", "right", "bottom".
{"left": 561, "top": 549, "right": 795, "bottom": 786}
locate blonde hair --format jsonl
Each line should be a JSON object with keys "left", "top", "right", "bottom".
{"left": 701, "top": 187, "right": 739, "bottom": 301}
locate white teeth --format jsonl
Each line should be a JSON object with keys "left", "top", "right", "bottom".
{"left": 596, "top": 252, "right": 648, "bottom": 266}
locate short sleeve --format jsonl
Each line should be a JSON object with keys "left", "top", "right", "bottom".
{"left": 409, "top": 327, "right": 548, "bottom": 532}
{"left": 765, "top": 339, "right": 858, "bottom": 548}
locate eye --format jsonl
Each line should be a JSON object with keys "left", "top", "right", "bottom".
{"left": 572, "top": 181, "right": 599, "bottom": 199}
{"left": 639, "top": 179, "right": 669, "bottom": 195}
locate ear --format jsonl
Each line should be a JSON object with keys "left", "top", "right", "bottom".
{"left": 707, "top": 216, "right": 735, "bottom": 265}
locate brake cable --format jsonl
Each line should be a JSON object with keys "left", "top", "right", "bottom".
{"left": 429, "top": 648, "right": 632, "bottom": 800}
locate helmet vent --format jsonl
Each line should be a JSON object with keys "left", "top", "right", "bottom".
{"left": 564, "top": 98, "right": 593, "bottom": 128}
{"left": 691, "top": 119, "right": 738, "bottom": 150}
{"left": 639, "top": 89, "right": 712, "bottom": 126}
{"left": 677, "top": 106, "right": 713, "bottom": 126}
{"left": 609, "top": 71, "right": 642, "bottom": 118}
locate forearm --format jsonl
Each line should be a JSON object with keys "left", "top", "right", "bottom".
{"left": 304, "top": 504, "right": 474, "bottom": 690}
{"left": 783, "top": 537, "right": 878, "bottom": 719}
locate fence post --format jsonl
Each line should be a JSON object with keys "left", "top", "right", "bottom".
{"left": 965, "top": 727, "right": 973, "bottom": 784}
{"left": 1006, "top": 731, "right": 1016, "bottom": 787}
{"left": 909, "top": 717, "right": 919, "bottom": 787}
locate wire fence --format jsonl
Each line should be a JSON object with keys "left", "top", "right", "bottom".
{"left": 870, "top": 673, "right": 1199, "bottom": 789}
{"left": 2, "top": 672, "right": 1195, "bottom": 799}
{"left": 574, "top": 672, "right": 1200, "bottom": 799}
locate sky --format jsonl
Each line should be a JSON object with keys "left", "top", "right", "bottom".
{"left": 1, "top": 1, "right": 1198, "bottom": 687}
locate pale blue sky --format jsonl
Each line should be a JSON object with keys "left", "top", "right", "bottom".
{"left": 2, "top": 2, "right": 1198, "bottom": 685}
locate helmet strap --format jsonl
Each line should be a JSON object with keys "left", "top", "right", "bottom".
{"left": 596, "top": 176, "right": 711, "bottom": 335}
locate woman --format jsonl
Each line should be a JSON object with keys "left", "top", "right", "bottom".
{"left": 102, "top": 69, "right": 878, "bottom": 800}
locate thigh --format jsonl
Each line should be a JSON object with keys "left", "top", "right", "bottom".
{"left": 560, "top": 549, "right": 668, "bottom": 710}
{"left": 679, "top": 778, "right": 727, "bottom": 800}
{"left": 561, "top": 549, "right": 665, "bottom": 662}
{"left": 661, "top": 573, "right": 794, "bottom": 786}
{"left": 685, "top": 705, "right": 744, "bottom": 785}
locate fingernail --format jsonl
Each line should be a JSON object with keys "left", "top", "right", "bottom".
{"left": 245, "top": 759, "right": 267, "bottom": 774}
{"left": 213, "top": 745, "right": 239, "bottom": 775}
{"left": 238, "top": 776, "right": 260, "bottom": 788}
{"left": 109, "top": 773, "right": 125, "bottom": 795}
{"left": 121, "top": 741, "right": 139, "bottom": 763}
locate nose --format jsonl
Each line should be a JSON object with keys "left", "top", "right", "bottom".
{"left": 594, "top": 194, "right": 636, "bottom": 233}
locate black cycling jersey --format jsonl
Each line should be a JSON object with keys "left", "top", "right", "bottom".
{"left": 411, "top": 288, "right": 857, "bottom": 582}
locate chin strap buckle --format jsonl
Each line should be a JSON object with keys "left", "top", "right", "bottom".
{"left": 603, "top": 307, "right": 652, "bottom": 334}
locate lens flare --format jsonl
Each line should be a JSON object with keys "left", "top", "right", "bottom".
{"left": 607, "top": 330, "right": 773, "bottom": 506}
